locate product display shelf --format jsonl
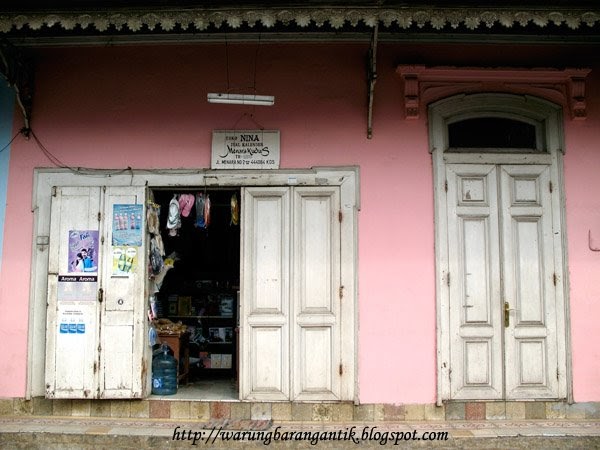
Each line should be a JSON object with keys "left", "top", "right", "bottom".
{"left": 161, "top": 288, "right": 237, "bottom": 377}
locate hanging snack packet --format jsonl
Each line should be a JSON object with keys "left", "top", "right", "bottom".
{"left": 230, "top": 193, "right": 239, "bottom": 226}
{"left": 195, "top": 193, "right": 205, "bottom": 228}
{"left": 204, "top": 194, "right": 211, "bottom": 228}
{"left": 166, "top": 195, "right": 181, "bottom": 236}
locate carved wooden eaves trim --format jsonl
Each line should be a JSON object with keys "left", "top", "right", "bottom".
{"left": 0, "top": 7, "right": 598, "bottom": 33}
{"left": 396, "top": 65, "right": 591, "bottom": 120}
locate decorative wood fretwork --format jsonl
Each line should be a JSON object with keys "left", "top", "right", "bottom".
{"left": 0, "top": 8, "right": 598, "bottom": 33}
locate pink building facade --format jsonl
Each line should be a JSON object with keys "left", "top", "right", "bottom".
{"left": 0, "top": 3, "right": 599, "bottom": 421}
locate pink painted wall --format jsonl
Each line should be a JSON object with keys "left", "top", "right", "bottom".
{"left": 0, "top": 43, "right": 598, "bottom": 403}
{"left": 563, "top": 70, "right": 600, "bottom": 402}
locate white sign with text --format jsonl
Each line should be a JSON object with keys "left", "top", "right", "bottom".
{"left": 211, "top": 130, "right": 280, "bottom": 169}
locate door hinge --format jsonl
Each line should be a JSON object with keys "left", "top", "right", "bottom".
{"left": 444, "top": 180, "right": 448, "bottom": 193}
{"left": 339, "top": 364, "right": 343, "bottom": 376}
{"left": 101, "top": 235, "right": 104, "bottom": 244}
{"left": 557, "top": 367, "right": 560, "bottom": 381}
{"left": 97, "top": 212, "right": 101, "bottom": 222}
{"left": 338, "top": 210, "right": 343, "bottom": 223}
{"left": 549, "top": 181, "right": 553, "bottom": 193}
{"left": 447, "top": 272, "right": 450, "bottom": 287}
{"left": 97, "top": 287, "right": 104, "bottom": 303}
{"left": 51, "top": 186, "right": 57, "bottom": 197}
{"left": 339, "top": 285, "right": 344, "bottom": 300}
{"left": 553, "top": 273, "right": 557, "bottom": 286}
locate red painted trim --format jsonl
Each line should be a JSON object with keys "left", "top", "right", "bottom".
{"left": 396, "top": 65, "right": 591, "bottom": 120}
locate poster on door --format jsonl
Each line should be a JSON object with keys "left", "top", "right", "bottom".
{"left": 68, "top": 230, "right": 99, "bottom": 273}
{"left": 112, "top": 204, "right": 143, "bottom": 246}
{"left": 57, "top": 274, "right": 98, "bottom": 302}
{"left": 111, "top": 246, "right": 138, "bottom": 276}
{"left": 58, "top": 304, "right": 90, "bottom": 335}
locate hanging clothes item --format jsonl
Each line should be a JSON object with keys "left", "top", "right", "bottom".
{"left": 230, "top": 193, "right": 239, "bottom": 226}
{"left": 195, "top": 193, "right": 206, "bottom": 228}
{"left": 166, "top": 194, "right": 181, "bottom": 236}
{"left": 204, "top": 193, "right": 211, "bottom": 228}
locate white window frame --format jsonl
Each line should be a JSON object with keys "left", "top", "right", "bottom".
{"left": 27, "top": 167, "right": 359, "bottom": 402}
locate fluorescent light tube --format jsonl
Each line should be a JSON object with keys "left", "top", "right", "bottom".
{"left": 207, "top": 93, "right": 275, "bottom": 106}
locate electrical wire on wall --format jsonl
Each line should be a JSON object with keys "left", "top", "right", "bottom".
{"left": 1, "top": 126, "right": 219, "bottom": 178}
{"left": 0, "top": 129, "right": 20, "bottom": 153}
{"left": 30, "top": 128, "right": 134, "bottom": 176}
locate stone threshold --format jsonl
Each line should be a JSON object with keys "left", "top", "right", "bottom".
{"left": 1, "top": 398, "right": 599, "bottom": 422}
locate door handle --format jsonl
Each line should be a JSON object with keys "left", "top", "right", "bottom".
{"left": 504, "top": 301, "right": 517, "bottom": 327}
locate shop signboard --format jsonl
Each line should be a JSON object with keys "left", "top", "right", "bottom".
{"left": 211, "top": 130, "right": 280, "bottom": 169}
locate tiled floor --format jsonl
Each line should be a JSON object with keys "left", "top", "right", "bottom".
{"left": 150, "top": 378, "right": 238, "bottom": 401}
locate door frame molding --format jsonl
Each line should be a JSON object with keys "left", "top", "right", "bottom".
{"left": 27, "top": 167, "right": 359, "bottom": 401}
{"left": 428, "top": 93, "right": 571, "bottom": 404}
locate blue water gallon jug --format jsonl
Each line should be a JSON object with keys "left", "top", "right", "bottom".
{"left": 152, "top": 344, "right": 178, "bottom": 395}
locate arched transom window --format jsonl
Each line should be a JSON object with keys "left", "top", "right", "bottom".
{"left": 428, "top": 93, "right": 563, "bottom": 156}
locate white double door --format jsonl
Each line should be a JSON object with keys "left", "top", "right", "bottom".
{"left": 446, "top": 164, "right": 566, "bottom": 400}
{"left": 240, "top": 186, "right": 345, "bottom": 401}
{"left": 45, "top": 186, "right": 148, "bottom": 399}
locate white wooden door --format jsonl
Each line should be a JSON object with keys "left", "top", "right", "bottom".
{"left": 240, "top": 186, "right": 342, "bottom": 401}
{"left": 447, "top": 164, "right": 562, "bottom": 400}
{"left": 45, "top": 186, "right": 102, "bottom": 399}
{"left": 99, "top": 187, "right": 148, "bottom": 398}
{"left": 446, "top": 165, "right": 503, "bottom": 400}
{"left": 240, "top": 187, "right": 291, "bottom": 400}
{"left": 45, "top": 186, "right": 148, "bottom": 399}
{"left": 500, "top": 165, "right": 560, "bottom": 399}
{"left": 292, "top": 187, "right": 341, "bottom": 401}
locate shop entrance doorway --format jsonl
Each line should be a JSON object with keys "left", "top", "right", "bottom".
{"left": 150, "top": 188, "right": 241, "bottom": 400}
{"left": 34, "top": 168, "right": 357, "bottom": 402}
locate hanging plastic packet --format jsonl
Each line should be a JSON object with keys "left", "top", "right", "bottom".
{"left": 166, "top": 195, "right": 181, "bottom": 236}
{"left": 154, "top": 232, "right": 165, "bottom": 256}
{"left": 150, "top": 237, "right": 164, "bottom": 275}
{"left": 195, "top": 193, "right": 206, "bottom": 228}
{"left": 149, "top": 295, "right": 158, "bottom": 319}
{"left": 230, "top": 193, "right": 239, "bottom": 226}
{"left": 149, "top": 325, "right": 157, "bottom": 347}
{"left": 146, "top": 202, "right": 160, "bottom": 235}
{"left": 204, "top": 194, "right": 211, "bottom": 228}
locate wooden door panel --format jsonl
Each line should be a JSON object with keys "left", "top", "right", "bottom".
{"left": 501, "top": 165, "right": 559, "bottom": 399}
{"left": 45, "top": 187, "right": 101, "bottom": 399}
{"left": 240, "top": 187, "right": 290, "bottom": 400}
{"left": 99, "top": 187, "right": 147, "bottom": 399}
{"left": 292, "top": 187, "right": 341, "bottom": 401}
{"left": 446, "top": 165, "right": 503, "bottom": 400}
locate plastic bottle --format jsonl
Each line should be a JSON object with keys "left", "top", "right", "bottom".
{"left": 151, "top": 344, "right": 178, "bottom": 395}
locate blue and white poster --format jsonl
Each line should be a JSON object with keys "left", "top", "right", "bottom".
{"left": 112, "top": 204, "right": 143, "bottom": 246}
